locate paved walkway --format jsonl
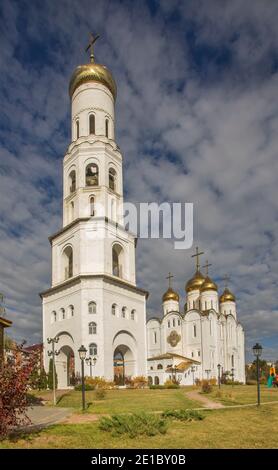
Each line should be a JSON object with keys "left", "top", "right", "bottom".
{"left": 25, "top": 406, "right": 73, "bottom": 428}
{"left": 186, "top": 390, "right": 225, "bottom": 409}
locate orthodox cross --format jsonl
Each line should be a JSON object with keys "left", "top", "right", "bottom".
{"left": 203, "top": 260, "right": 212, "bottom": 276}
{"left": 223, "top": 274, "right": 230, "bottom": 288}
{"left": 166, "top": 272, "right": 174, "bottom": 289}
{"left": 85, "top": 33, "right": 100, "bottom": 63}
{"left": 191, "top": 246, "right": 204, "bottom": 271}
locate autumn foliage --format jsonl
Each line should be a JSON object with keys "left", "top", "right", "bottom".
{"left": 0, "top": 350, "right": 37, "bottom": 438}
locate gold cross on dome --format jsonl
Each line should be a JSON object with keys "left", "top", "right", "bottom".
{"left": 223, "top": 274, "right": 230, "bottom": 288}
{"left": 85, "top": 32, "right": 100, "bottom": 63}
{"left": 166, "top": 272, "right": 174, "bottom": 288}
{"left": 203, "top": 260, "right": 212, "bottom": 276}
{"left": 191, "top": 246, "right": 204, "bottom": 271}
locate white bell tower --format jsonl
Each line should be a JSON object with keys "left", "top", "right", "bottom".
{"left": 41, "top": 36, "right": 148, "bottom": 388}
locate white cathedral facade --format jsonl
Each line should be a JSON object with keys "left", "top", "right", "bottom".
{"left": 41, "top": 44, "right": 245, "bottom": 388}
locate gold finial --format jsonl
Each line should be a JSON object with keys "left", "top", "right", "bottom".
{"left": 223, "top": 274, "right": 230, "bottom": 288}
{"left": 191, "top": 246, "right": 204, "bottom": 271}
{"left": 85, "top": 32, "right": 100, "bottom": 63}
{"left": 203, "top": 260, "right": 212, "bottom": 276}
{"left": 166, "top": 272, "right": 174, "bottom": 288}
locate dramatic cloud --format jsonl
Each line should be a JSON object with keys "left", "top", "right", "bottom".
{"left": 0, "top": 0, "right": 277, "bottom": 361}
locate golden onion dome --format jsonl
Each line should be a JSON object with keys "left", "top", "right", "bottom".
{"left": 162, "top": 287, "right": 180, "bottom": 303}
{"left": 200, "top": 276, "right": 218, "bottom": 292}
{"left": 185, "top": 270, "right": 205, "bottom": 293}
{"left": 219, "top": 287, "right": 236, "bottom": 303}
{"left": 69, "top": 62, "right": 117, "bottom": 99}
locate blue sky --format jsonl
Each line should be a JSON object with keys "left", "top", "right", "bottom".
{"left": 1, "top": 0, "right": 278, "bottom": 362}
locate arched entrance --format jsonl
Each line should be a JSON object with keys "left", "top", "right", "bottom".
{"left": 113, "top": 345, "right": 135, "bottom": 385}
{"left": 56, "top": 345, "right": 75, "bottom": 389}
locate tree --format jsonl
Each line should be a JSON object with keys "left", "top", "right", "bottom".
{"left": 47, "top": 358, "right": 58, "bottom": 390}
{"left": 38, "top": 367, "right": 48, "bottom": 390}
{"left": 0, "top": 350, "right": 37, "bottom": 438}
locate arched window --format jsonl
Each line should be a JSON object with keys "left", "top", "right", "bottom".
{"left": 88, "top": 301, "right": 96, "bottom": 314}
{"left": 109, "top": 168, "right": 117, "bottom": 191}
{"left": 168, "top": 320, "right": 170, "bottom": 328}
{"left": 112, "top": 244, "right": 124, "bottom": 278}
{"left": 105, "top": 118, "right": 109, "bottom": 138}
{"left": 173, "top": 319, "right": 176, "bottom": 327}
{"left": 59, "top": 308, "right": 65, "bottom": 321}
{"left": 51, "top": 311, "right": 57, "bottom": 324}
{"left": 154, "top": 331, "right": 157, "bottom": 343}
{"left": 89, "top": 114, "right": 95, "bottom": 134}
{"left": 157, "top": 364, "right": 163, "bottom": 370}
{"left": 122, "top": 307, "right": 127, "bottom": 318}
{"left": 69, "top": 170, "right": 76, "bottom": 193}
{"left": 68, "top": 305, "right": 74, "bottom": 318}
{"left": 193, "top": 324, "right": 197, "bottom": 338}
{"left": 154, "top": 376, "right": 160, "bottom": 385}
{"left": 112, "top": 303, "right": 117, "bottom": 316}
{"left": 131, "top": 309, "right": 135, "bottom": 320}
{"left": 62, "top": 246, "right": 73, "bottom": 279}
{"left": 76, "top": 120, "right": 79, "bottom": 139}
{"left": 178, "top": 319, "right": 181, "bottom": 326}
{"left": 90, "top": 196, "right": 95, "bottom": 216}
{"left": 148, "top": 376, "right": 153, "bottom": 386}
{"left": 89, "top": 322, "right": 97, "bottom": 334}
{"left": 89, "top": 343, "right": 97, "bottom": 356}
{"left": 86, "top": 163, "right": 99, "bottom": 186}
{"left": 231, "top": 354, "right": 234, "bottom": 367}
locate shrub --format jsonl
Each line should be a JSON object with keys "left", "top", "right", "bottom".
{"left": 201, "top": 380, "right": 212, "bottom": 394}
{"left": 164, "top": 378, "right": 180, "bottom": 389}
{"left": 0, "top": 349, "right": 37, "bottom": 438}
{"left": 74, "top": 383, "right": 94, "bottom": 391}
{"left": 149, "top": 385, "right": 165, "bottom": 390}
{"left": 130, "top": 376, "right": 148, "bottom": 389}
{"left": 95, "top": 389, "right": 106, "bottom": 400}
{"left": 86, "top": 376, "right": 114, "bottom": 390}
{"left": 209, "top": 378, "right": 217, "bottom": 386}
{"left": 99, "top": 412, "right": 168, "bottom": 438}
{"left": 162, "top": 409, "right": 205, "bottom": 421}
{"left": 47, "top": 358, "right": 58, "bottom": 390}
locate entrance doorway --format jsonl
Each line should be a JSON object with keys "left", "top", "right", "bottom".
{"left": 113, "top": 345, "right": 135, "bottom": 385}
{"left": 56, "top": 345, "right": 75, "bottom": 389}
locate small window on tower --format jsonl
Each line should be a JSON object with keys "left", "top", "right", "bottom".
{"left": 69, "top": 170, "right": 76, "bottom": 193}
{"left": 90, "top": 196, "right": 95, "bottom": 216}
{"left": 86, "top": 163, "right": 99, "bottom": 186}
{"left": 89, "top": 114, "right": 95, "bottom": 134}
{"left": 76, "top": 120, "right": 80, "bottom": 139}
{"left": 109, "top": 168, "right": 116, "bottom": 191}
{"left": 105, "top": 119, "right": 109, "bottom": 138}
{"left": 88, "top": 302, "right": 97, "bottom": 314}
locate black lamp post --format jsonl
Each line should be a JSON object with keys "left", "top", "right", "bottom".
{"left": 78, "top": 345, "right": 87, "bottom": 411}
{"left": 191, "top": 366, "right": 195, "bottom": 386}
{"left": 231, "top": 368, "right": 235, "bottom": 387}
{"left": 217, "top": 364, "right": 221, "bottom": 389}
{"left": 253, "top": 343, "right": 263, "bottom": 406}
{"left": 47, "top": 336, "right": 59, "bottom": 406}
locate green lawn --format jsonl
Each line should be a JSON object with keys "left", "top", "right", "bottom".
{"left": 210, "top": 384, "right": 278, "bottom": 406}
{"left": 2, "top": 405, "right": 278, "bottom": 448}
{"left": 56, "top": 388, "right": 200, "bottom": 413}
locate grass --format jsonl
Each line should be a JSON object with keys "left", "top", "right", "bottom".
{"left": 55, "top": 388, "right": 200, "bottom": 413}
{"left": 1, "top": 405, "right": 278, "bottom": 448}
{"left": 210, "top": 384, "right": 278, "bottom": 406}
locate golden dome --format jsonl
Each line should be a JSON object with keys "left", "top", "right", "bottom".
{"left": 200, "top": 276, "right": 218, "bottom": 292}
{"left": 162, "top": 287, "right": 180, "bottom": 303}
{"left": 219, "top": 287, "right": 236, "bottom": 303}
{"left": 69, "top": 62, "right": 117, "bottom": 99}
{"left": 185, "top": 270, "right": 205, "bottom": 293}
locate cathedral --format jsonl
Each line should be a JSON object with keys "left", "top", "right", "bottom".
{"left": 41, "top": 39, "right": 245, "bottom": 388}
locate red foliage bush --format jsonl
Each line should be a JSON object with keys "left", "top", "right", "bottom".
{"left": 0, "top": 350, "right": 37, "bottom": 438}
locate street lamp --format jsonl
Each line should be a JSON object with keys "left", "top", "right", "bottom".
{"left": 47, "top": 337, "right": 59, "bottom": 405}
{"left": 217, "top": 364, "right": 221, "bottom": 389}
{"left": 78, "top": 345, "right": 87, "bottom": 411}
{"left": 86, "top": 357, "right": 92, "bottom": 377}
{"left": 253, "top": 343, "right": 263, "bottom": 406}
{"left": 191, "top": 366, "right": 195, "bottom": 386}
{"left": 231, "top": 368, "right": 235, "bottom": 387}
